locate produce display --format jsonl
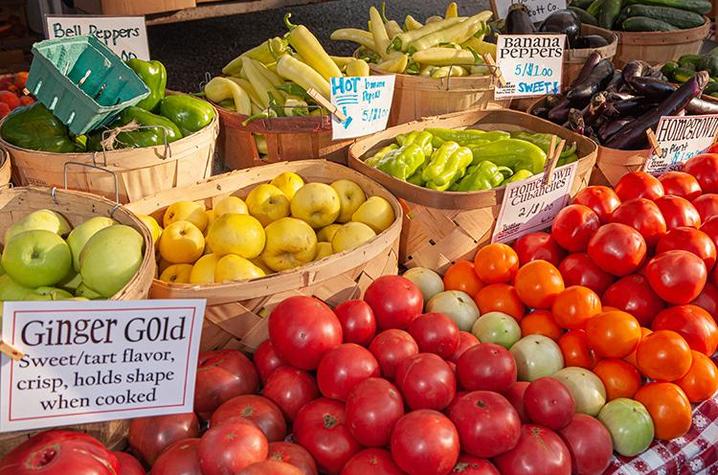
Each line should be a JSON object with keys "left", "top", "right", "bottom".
{"left": 364, "top": 127, "right": 578, "bottom": 191}
{"left": 570, "top": 0, "right": 710, "bottom": 31}
{"left": 504, "top": 5, "right": 611, "bottom": 49}
{"left": 0, "top": 72, "right": 33, "bottom": 119}
{"left": 0, "top": 59, "right": 215, "bottom": 153}
{"left": 143, "top": 171, "right": 396, "bottom": 284}
{"left": 663, "top": 49, "right": 718, "bottom": 98}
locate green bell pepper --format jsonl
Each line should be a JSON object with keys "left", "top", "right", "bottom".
{"left": 504, "top": 169, "right": 534, "bottom": 184}
{"left": 469, "top": 139, "right": 547, "bottom": 174}
{"left": 396, "top": 131, "right": 434, "bottom": 157}
{"left": 127, "top": 58, "right": 167, "bottom": 111}
{"left": 557, "top": 153, "right": 579, "bottom": 167}
{"left": 422, "top": 141, "right": 473, "bottom": 191}
{"left": 407, "top": 168, "right": 426, "bottom": 186}
{"left": 0, "top": 103, "right": 81, "bottom": 153}
{"left": 88, "top": 106, "right": 182, "bottom": 150}
{"left": 429, "top": 128, "right": 511, "bottom": 147}
{"left": 366, "top": 144, "right": 400, "bottom": 167}
{"left": 377, "top": 143, "right": 426, "bottom": 180}
{"left": 159, "top": 94, "right": 216, "bottom": 137}
{"left": 451, "top": 161, "right": 513, "bottom": 192}
{"left": 510, "top": 131, "right": 577, "bottom": 159}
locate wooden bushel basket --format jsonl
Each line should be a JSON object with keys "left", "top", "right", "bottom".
{"left": 1, "top": 110, "right": 218, "bottom": 204}
{"left": 0, "top": 148, "right": 9, "bottom": 188}
{"left": 0, "top": 186, "right": 156, "bottom": 456}
{"left": 126, "top": 160, "right": 402, "bottom": 353}
{"left": 590, "top": 147, "right": 650, "bottom": 186}
{"left": 349, "top": 109, "right": 597, "bottom": 273}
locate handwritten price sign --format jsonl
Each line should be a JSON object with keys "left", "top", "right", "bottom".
{"left": 644, "top": 114, "right": 718, "bottom": 174}
{"left": 495, "top": 34, "right": 565, "bottom": 100}
{"left": 491, "top": 0, "right": 568, "bottom": 23}
{"left": 330, "top": 75, "right": 395, "bottom": 140}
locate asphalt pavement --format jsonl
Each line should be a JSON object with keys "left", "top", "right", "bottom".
{"left": 148, "top": 0, "right": 491, "bottom": 91}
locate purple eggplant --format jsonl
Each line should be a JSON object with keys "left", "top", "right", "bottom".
{"left": 583, "top": 92, "right": 608, "bottom": 126}
{"left": 506, "top": 4, "right": 536, "bottom": 34}
{"left": 540, "top": 9, "right": 581, "bottom": 45}
{"left": 566, "top": 59, "right": 615, "bottom": 105}
{"left": 598, "top": 118, "right": 634, "bottom": 143}
{"left": 573, "top": 35, "right": 610, "bottom": 49}
{"left": 687, "top": 97, "right": 718, "bottom": 115}
{"left": 605, "top": 71, "right": 710, "bottom": 150}
{"left": 548, "top": 97, "right": 572, "bottom": 123}
{"left": 606, "top": 91, "right": 636, "bottom": 101}
{"left": 545, "top": 94, "right": 563, "bottom": 108}
{"left": 567, "top": 108, "right": 586, "bottom": 135}
{"left": 532, "top": 106, "right": 550, "bottom": 118}
{"left": 621, "top": 60, "right": 646, "bottom": 83}
{"left": 605, "top": 71, "right": 624, "bottom": 93}
{"left": 570, "top": 51, "right": 602, "bottom": 88}
{"left": 627, "top": 77, "right": 675, "bottom": 99}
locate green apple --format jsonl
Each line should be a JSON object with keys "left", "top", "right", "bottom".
{"left": 57, "top": 272, "right": 82, "bottom": 292}
{"left": 0, "top": 274, "right": 33, "bottom": 300}
{"left": 80, "top": 225, "right": 144, "bottom": 298}
{"left": 0, "top": 262, "right": 5, "bottom": 276}
{"left": 4, "top": 209, "right": 72, "bottom": 243}
{"left": 75, "top": 283, "right": 103, "bottom": 300}
{"left": 2, "top": 230, "right": 72, "bottom": 288}
{"left": 30, "top": 287, "right": 74, "bottom": 300}
{"left": 66, "top": 216, "right": 115, "bottom": 271}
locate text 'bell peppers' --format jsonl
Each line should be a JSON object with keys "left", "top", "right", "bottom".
{"left": 376, "top": 143, "right": 426, "bottom": 180}
{"left": 159, "top": 94, "right": 216, "bottom": 137}
{"left": 0, "top": 103, "right": 80, "bottom": 153}
{"left": 469, "top": 139, "right": 547, "bottom": 174}
{"left": 422, "top": 141, "right": 473, "bottom": 191}
{"left": 452, "top": 161, "right": 513, "bottom": 191}
{"left": 126, "top": 58, "right": 167, "bottom": 112}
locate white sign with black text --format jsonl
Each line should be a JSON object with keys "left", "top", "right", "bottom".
{"left": 492, "top": 0, "right": 568, "bottom": 23}
{"left": 0, "top": 299, "right": 205, "bottom": 432}
{"left": 644, "top": 114, "right": 718, "bottom": 174}
{"left": 495, "top": 34, "right": 565, "bottom": 100}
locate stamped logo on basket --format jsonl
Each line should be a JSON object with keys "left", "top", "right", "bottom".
{"left": 644, "top": 114, "right": 718, "bottom": 175}
{"left": 0, "top": 299, "right": 205, "bottom": 432}
{"left": 330, "top": 75, "right": 395, "bottom": 140}
{"left": 491, "top": 0, "right": 567, "bottom": 23}
{"left": 494, "top": 34, "right": 565, "bottom": 100}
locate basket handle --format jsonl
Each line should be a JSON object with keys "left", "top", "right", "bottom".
{"left": 98, "top": 125, "right": 173, "bottom": 163}
{"left": 62, "top": 161, "right": 121, "bottom": 207}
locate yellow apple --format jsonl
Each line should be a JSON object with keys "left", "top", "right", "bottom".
{"left": 159, "top": 264, "right": 193, "bottom": 284}
{"left": 66, "top": 216, "right": 115, "bottom": 271}
{"left": 315, "top": 242, "right": 333, "bottom": 260}
{"left": 291, "top": 183, "right": 341, "bottom": 228}
{"left": 190, "top": 253, "right": 218, "bottom": 284}
{"left": 331, "top": 179, "right": 367, "bottom": 223}
{"left": 163, "top": 201, "right": 208, "bottom": 232}
{"left": 270, "top": 172, "right": 305, "bottom": 200}
{"left": 138, "top": 215, "right": 162, "bottom": 245}
{"left": 250, "top": 257, "right": 274, "bottom": 276}
{"left": 158, "top": 258, "right": 173, "bottom": 276}
{"left": 205, "top": 210, "right": 216, "bottom": 233}
{"left": 213, "top": 196, "right": 248, "bottom": 217}
{"left": 331, "top": 222, "right": 376, "bottom": 253}
{"left": 352, "top": 196, "right": 395, "bottom": 233}
{"left": 215, "top": 254, "right": 265, "bottom": 283}
{"left": 261, "top": 217, "right": 317, "bottom": 271}
{"left": 246, "top": 184, "right": 290, "bottom": 226}
{"left": 159, "top": 221, "right": 205, "bottom": 264}
{"left": 317, "top": 224, "right": 342, "bottom": 243}
{"left": 4, "top": 209, "right": 72, "bottom": 242}
{"left": 206, "top": 213, "right": 265, "bottom": 259}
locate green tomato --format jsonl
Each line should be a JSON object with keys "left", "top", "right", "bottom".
{"left": 598, "top": 398, "right": 655, "bottom": 457}
{"left": 510, "top": 335, "right": 564, "bottom": 382}
{"left": 553, "top": 367, "right": 606, "bottom": 416}
{"left": 471, "top": 311, "right": 521, "bottom": 349}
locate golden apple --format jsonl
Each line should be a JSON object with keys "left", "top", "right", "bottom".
{"left": 331, "top": 222, "right": 376, "bottom": 253}
{"left": 246, "top": 184, "right": 290, "bottom": 226}
{"left": 215, "top": 254, "right": 265, "bottom": 283}
{"left": 205, "top": 209, "right": 216, "bottom": 233}
{"left": 317, "top": 224, "right": 342, "bottom": 243}
{"left": 352, "top": 196, "right": 395, "bottom": 233}
{"left": 213, "top": 196, "right": 248, "bottom": 217}
{"left": 159, "top": 264, "right": 193, "bottom": 284}
{"left": 331, "top": 179, "right": 367, "bottom": 223}
{"left": 261, "top": 217, "right": 317, "bottom": 272}
{"left": 250, "top": 257, "right": 274, "bottom": 275}
{"left": 163, "top": 201, "right": 208, "bottom": 232}
{"left": 270, "top": 172, "right": 305, "bottom": 200}
{"left": 290, "top": 183, "right": 341, "bottom": 228}
{"left": 190, "top": 253, "right": 218, "bottom": 284}
{"left": 159, "top": 221, "right": 205, "bottom": 264}
{"left": 315, "top": 242, "right": 333, "bottom": 260}
{"left": 138, "top": 215, "right": 162, "bottom": 245}
{"left": 206, "top": 213, "right": 265, "bottom": 259}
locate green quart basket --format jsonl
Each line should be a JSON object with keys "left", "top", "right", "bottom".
{"left": 26, "top": 35, "right": 150, "bottom": 135}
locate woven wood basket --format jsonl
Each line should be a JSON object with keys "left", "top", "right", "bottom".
{"left": 216, "top": 107, "right": 353, "bottom": 170}
{"left": 1, "top": 106, "right": 218, "bottom": 204}
{"left": 0, "top": 147, "right": 10, "bottom": 188}
{"left": 0, "top": 186, "right": 156, "bottom": 456}
{"left": 590, "top": 147, "right": 650, "bottom": 186}
{"left": 126, "top": 160, "right": 402, "bottom": 353}
{"left": 348, "top": 109, "right": 598, "bottom": 273}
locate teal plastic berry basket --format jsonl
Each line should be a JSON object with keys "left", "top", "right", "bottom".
{"left": 26, "top": 35, "right": 149, "bottom": 135}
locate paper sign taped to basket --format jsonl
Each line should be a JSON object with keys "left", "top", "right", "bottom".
{"left": 330, "top": 75, "right": 395, "bottom": 140}
{"left": 644, "top": 114, "right": 718, "bottom": 175}
{"left": 45, "top": 15, "right": 149, "bottom": 61}
{"left": 492, "top": 161, "right": 578, "bottom": 243}
{"left": 494, "top": 34, "right": 565, "bottom": 100}
{"left": 491, "top": 0, "right": 567, "bottom": 23}
{"left": 0, "top": 299, "right": 205, "bottom": 432}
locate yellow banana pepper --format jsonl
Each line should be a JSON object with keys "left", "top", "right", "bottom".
{"left": 346, "top": 59, "right": 370, "bottom": 77}
{"left": 369, "top": 6, "right": 391, "bottom": 58}
{"left": 376, "top": 53, "right": 409, "bottom": 73}
{"left": 412, "top": 48, "right": 478, "bottom": 66}
{"left": 331, "top": 28, "right": 377, "bottom": 51}
{"left": 285, "top": 14, "right": 342, "bottom": 81}
{"left": 445, "top": 2, "right": 459, "bottom": 18}
{"left": 276, "top": 54, "right": 332, "bottom": 101}
{"left": 204, "top": 77, "right": 252, "bottom": 115}
{"left": 404, "top": 15, "right": 423, "bottom": 31}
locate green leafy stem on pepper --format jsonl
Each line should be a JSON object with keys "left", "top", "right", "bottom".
{"left": 364, "top": 128, "right": 578, "bottom": 192}
{"left": 0, "top": 59, "right": 216, "bottom": 153}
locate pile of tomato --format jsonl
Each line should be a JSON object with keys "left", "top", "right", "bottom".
{"left": 0, "top": 72, "right": 32, "bottom": 118}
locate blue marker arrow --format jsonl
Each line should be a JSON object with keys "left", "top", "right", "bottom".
{"left": 343, "top": 116, "right": 353, "bottom": 129}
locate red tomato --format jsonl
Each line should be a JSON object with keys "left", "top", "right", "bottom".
{"left": 194, "top": 349, "right": 259, "bottom": 420}
{"left": 691, "top": 282, "right": 718, "bottom": 315}
{"left": 293, "top": 398, "right": 360, "bottom": 475}
{"left": 452, "top": 455, "right": 500, "bottom": 475}
{"left": 253, "top": 340, "right": 285, "bottom": 383}
{"left": 524, "top": 377, "right": 575, "bottom": 430}
{"left": 150, "top": 438, "right": 202, "bottom": 475}
{"left": 210, "top": 394, "right": 287, "bottom": 442}
{"left": 645, "top": 250, "right": 708, "bottom": 304}
{"left": 114, "top": 452, "right": 144, "bottom": 475}
{"left": 615, "top": 171, "right": 664, "bottom": 201}
{"left": 345, "top": 377, "right": 404, "bottom": 447}
{"left": 0, "top": 430, "right": 120, "bottom": 475}
{"left": 494, "top": 425, "right": 571, "bottom": 475}
{"left": 395, "top": 353, "right": 456, "bottom": 411}
{"left": 369, "top": 329, "right": 419, "bottom": 380}
{"left": 587, "top": 223, "right": 647, "bottom": 276}
{"left": 340, "top": 449, "right": 404, "bottom": 475}
{"left": 684, "top": 153, "right": 718, "bottom": 193}
{"left": 269, "top": 296, "right": 343, "bottom": 370}
{"left": 558, "top": 414, "right": 613, "bottom": 475}
{"left": 238, "top": 461, "right": 303, "bottom": 475}
{"left": 558, "top": 330, "right": 596, "bottom": 369}
{"left": 693, "top": 194, "right": 718, "bottom": 222}
{"left": 263, "top": 367, "right": 319, "bottom": 421}
{"left": 700, "top": 215, "right": 718, "bottom": 250}
{"left": 456, "top": 343, "right": 517, "bottom": 393}
{"left": 390, "top": 410, "right": 460, "bottom": 475}
{"left": 551, "top": 204, "right": 601, "bottom": 252}
{"left": 611, "top": 198, "right": 667, "bottom": 246}
{"left": 267, "top": 442, "right": 318, "bottom": 475}
{"left": 572, "top": 186, "right": 621, "bottom": 223}
{"left": 317, "top": 343, "right": 380, "bottom": 401}
{"left": 659, "top": 171, "right": 703, "bottom": 201}
{"left": 334, "top": 300, "right": 377, "bottom": 346}
{"left": 559, "top": 253, "right": 615, "bottom": 295}
{"left": 652, "top": 304, "right": 718, "bottom": 355}
{"left": 450, "top": 331, "right": 480, "bottom": 362}
{"left": 657, "top": 227, "right": 717, "bottom": 270}
{"left": 655, "top": 195, "right": 701, "bottom": 229}
{"left": 128, "top": 413, "right": 199, "bottom": 465}
{"left": 514, "top": 232, "right": 565, "bottom": 266}
{"left": 364, "top": 276, "right": 424, "bottom": 330}
{"left": 502, "top": 381, "right": 530, "bottom": 423}
{"left": 448, "top": 391, "right": 521, "bottom": 458}
{"left": 602, "top": 274, "right": 665, "bottom": 327}
{"left": 198, "top": 419, "right": 268, "bottom": 475}
{"left": 408, "top": 312, "right": 460, "bottom": 359}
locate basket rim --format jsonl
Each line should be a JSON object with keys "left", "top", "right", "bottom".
{"left": 613, "top": 16, "right": 710, "bottom": 43}
{"left": 566, "top": 24, "right": 618, "bottom": 60}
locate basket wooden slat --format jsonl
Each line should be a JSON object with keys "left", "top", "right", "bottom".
{"left": 126, "top": 160, "right": 402, "bottom": 353}
{"left": 0, "top": 186, "right": 156, "bottom": 456}
{"left": 0, "top": 148, "right": 10, "bottom": 188}
{"left": 348, "top": 109, "right": 598, "bottom": 273}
